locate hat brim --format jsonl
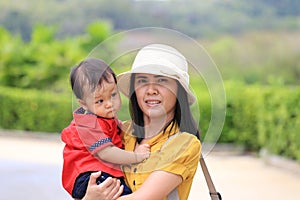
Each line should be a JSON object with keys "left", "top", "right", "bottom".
{"left": 117, "top": 66, "right": 196, "bottom": 105}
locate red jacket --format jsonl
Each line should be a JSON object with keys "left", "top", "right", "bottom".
{"left": 61, "top": 110, "right": 124, "bottom": 195}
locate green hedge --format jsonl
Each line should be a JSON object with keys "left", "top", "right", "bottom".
{"left": 0, "top": 86, "right": 72, "bottom": 133}
{"left": 1, "top": 84, "right": 300, "bottom": 161}
{"left": 259, "top": 86, "right": 300, "bottom": 161}
{"left": 221, "top": 82, "right": 300, "bottom": 161}
{"left": 221, "top": 82, "right": 264, "bottom": 150}
{"left": 0, "top": 86, "right": 132, "bottom": 133}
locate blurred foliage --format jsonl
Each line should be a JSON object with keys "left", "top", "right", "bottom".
{"left": 259, "top": 86, "right": 300, "bottom": 160}
{"left": 0, "top": 86, "right": 72, "bottom": 132}
{"left": 0, "top": 21, "right": 114, "bottom": 92}
{"left": 1, "top": 82, "right": 299, "bottom": 161}
{"left": 204, "top": 31, "right": 300, "bottom": 85}
{"left": 0, "top": 85, "right": 124, "bottom": 132}
{"left": 0, "top": 0, "right": 299, "bottom": 161}
{"left": 221, "top": 82, "right": 300, "bottom": 161}
{"left": 0, "top": 0, "right": 299, "bottom": 39}
{"left": 1, "top": 23, "right": 299, "bottom": 92}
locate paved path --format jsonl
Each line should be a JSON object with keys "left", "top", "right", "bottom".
{"left": 1, "top": 131, "right": 299, "bottom": 200}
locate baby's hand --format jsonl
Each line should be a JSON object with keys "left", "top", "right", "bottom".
{"left": 135, "top": 143, "right": 150, "bottom": 154}
{"left": 134, "top": 144, "right": 150, "bottom": 162}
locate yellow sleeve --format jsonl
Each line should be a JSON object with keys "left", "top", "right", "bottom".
{"left": 156, "top": 133, "right": 201, "bottom": 181}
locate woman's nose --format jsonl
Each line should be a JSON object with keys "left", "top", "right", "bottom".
{"left": 146, "top": 83, "right": 158, "bottom": 95}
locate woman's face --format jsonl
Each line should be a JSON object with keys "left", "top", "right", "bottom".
{"left": 134, "top": 73, "right": 178, "bottom": 123}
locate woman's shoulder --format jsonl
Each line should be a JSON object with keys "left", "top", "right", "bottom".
{"left": 168, "top": 132, "right": 201, "bottom": 152}
{"left": 178, "top": 132, "right": 200, "bottom": 143}
{"left": 121, "top": 120, "right": 133, "bottom": 133}
{"left": 156, "top": 132, "right": 201, "bottom": 170}
{"left": 120, "top": 120, "right": 134, "bottom": 140}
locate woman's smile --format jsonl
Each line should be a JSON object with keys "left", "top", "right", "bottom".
{"left": 144, "top": 99, "right": 161, "bottom": 107}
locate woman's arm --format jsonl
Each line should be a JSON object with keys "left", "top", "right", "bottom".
{"left": 96, "top": 144, "right": 150, "bottom": 165}
{"left": 117, "top": 170, "right": 182, "bottom": 200}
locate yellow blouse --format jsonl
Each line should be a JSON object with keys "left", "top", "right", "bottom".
{"left": 122, "top": 121, "right": 201, "bottom": 200}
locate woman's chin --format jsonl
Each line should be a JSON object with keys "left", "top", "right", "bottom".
{"left": 147, "top": 109, "right": 168, "bottom": 119}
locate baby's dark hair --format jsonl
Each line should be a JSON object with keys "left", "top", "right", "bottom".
{"left": 70, "top": 58, "right": 117, "bottom": 99}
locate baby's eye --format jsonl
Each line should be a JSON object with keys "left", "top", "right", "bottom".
{"left": 96, "top": 99, "right": 104, "bottom": 104}
{"left": 111, "top": 92, "right": 117, "bottom": 97}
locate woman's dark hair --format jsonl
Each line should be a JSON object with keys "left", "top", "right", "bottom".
{"left": 129, "top": 74, "right": 200, "bottom": 143}
{"left": 70, "top": 58, "right": 117, "bottom": 99}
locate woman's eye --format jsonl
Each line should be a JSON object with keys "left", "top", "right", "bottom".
{"left": 158, "top": 78, "right": 167, "bottom": 83}
{"left": 137, "top": 79, "right": 147, "bottom": 84}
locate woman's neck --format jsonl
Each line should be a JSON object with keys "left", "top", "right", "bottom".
{"left": 143, "top": 115, "right": 173, "bottom": 139}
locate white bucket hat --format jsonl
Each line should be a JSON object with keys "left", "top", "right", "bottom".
{"left": 117, "top": 44, "right": 196, "bottom": 105}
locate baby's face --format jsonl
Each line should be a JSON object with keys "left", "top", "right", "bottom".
{"left": 83, "top": 78, "right": 121, "bottom": 118}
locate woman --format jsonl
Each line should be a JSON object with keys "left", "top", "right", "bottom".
{"left": 83, "top": 44, "right": 201, "bottom": 200}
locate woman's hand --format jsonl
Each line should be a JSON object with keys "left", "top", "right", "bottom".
{"left": 82, "top": 171, "right": 123, "bottom": 200}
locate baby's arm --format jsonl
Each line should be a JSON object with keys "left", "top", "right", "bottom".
{"left": 96, "top": 144, "right": 150, "bottom": 165}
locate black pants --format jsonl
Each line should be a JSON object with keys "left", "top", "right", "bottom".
{"left": 72, "top": 171, "right": 132, "bottom": 199}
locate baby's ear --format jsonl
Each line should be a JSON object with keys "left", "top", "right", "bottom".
{"left": 78, "top": 99, "right": 86, "bottom": 108}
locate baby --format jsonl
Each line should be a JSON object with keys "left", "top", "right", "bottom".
{"left": 61, "top": 58, "right": 150, "bottom": 199}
